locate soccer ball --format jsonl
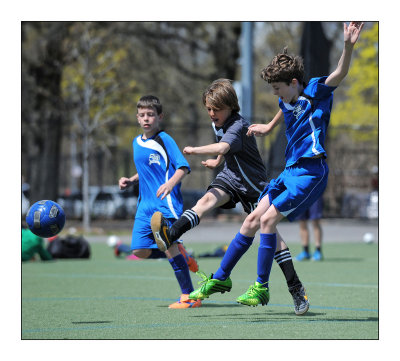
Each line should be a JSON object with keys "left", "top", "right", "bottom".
{"left": 363, "top": 232, "right": 374, "bottom": 244}
{"left": 26, "top": 200, "right": 66, "bottom": 238}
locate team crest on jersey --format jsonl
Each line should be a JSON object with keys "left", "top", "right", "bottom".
{"left": 293, "top": 104, "right": 305, "bottom": 120}
{"left": 149, "top": 153, "right": 161, "bottom": 166}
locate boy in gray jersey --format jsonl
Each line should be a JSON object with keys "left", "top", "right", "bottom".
{"left": 151, "top": 79, "right": 309, "bottom": 314}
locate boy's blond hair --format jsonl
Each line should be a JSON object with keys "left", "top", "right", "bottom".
{"left": 260, "top": 47, "right": 305, "bottom": 86}
{"left": 202, "top": 79, "right": 240, "bottom": 112}
{"left": 137, "top": 95, "right": 163, "bottom": 115}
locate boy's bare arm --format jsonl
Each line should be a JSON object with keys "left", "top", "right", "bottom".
{"left": 157, "top": 167, "right": 188, "bottom": 200}
{"left": 325, "top": 22, "right": 364, "bottom": 87}
{"left": 246, "top": 109, "right": 284, "bottom": 137}
{"left": 183, "top": 142, "right": 230, "bottom": 156}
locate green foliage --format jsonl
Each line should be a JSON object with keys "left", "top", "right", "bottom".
{"left": 330, "top": 23, "right": 378, "bottom": 143}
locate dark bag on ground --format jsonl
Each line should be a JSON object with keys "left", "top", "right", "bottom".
{"left": 47, "top": 235, "right": 91, "bottom": 259}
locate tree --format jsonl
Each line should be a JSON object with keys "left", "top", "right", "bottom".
{"left": 21, "top": 22, "right": 69, "bottom": 203}
{"left": 329, "top": 22, "right": 378, "bottom": 143}
{"left": 62, "top": 22, "right": 140, "bottom": 231}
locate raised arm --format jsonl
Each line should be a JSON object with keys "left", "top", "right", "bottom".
{"left": 325, "top": 22, "right": 364, "bottom": 87}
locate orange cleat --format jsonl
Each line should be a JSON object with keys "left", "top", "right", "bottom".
{"left": 168, "top": 294, "right": 202, "bottom": 309}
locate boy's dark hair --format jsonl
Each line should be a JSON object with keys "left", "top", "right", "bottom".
{"left": 202, "top": 79, "right": 240, "bottom": 112}
{"left": 137, "top": 95, "right": 163, "bottom": 115}
{"left": 260, "top": 47, "right": 305, "bottom": 86}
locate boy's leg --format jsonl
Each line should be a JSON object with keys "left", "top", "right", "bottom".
{"left": 151, "top": 189, "right": 230, "bottom": 251}
{"left": 274, "top": 227, "right": 310, "bottom": 315}
{"left": 189, "top": 197, "right": 269, "bottom": 301}
{"left": 188, "top": 231, "right": 255, "bottom": 301}
{"left": 311, "top": 218, "right": 323, "bottom": 261}
{"left": 295, "top": 220, "right": 311, "bottom": 260}
{"left": 237, "top": 232, "right": 277, "bottom": 306}
{"left": 275, "top": 233, "right": 302, "bottom": 289}
{"left": 237, "top": 203, "right": 281, "bottom": 307}
{"left": 165, "top": 244, "right": 201, "bottom": 309}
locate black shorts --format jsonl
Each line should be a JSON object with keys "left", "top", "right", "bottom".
{"left": 207, "top": 177, "right": 260, "bottom": 214}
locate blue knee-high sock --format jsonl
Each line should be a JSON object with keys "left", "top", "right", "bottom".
{"left": 256, "top": 233, "right": 277, "bottom": 287}
{"left": 169, "top": 254, "right": 194, "bottom": 294}
{"left": 213, "top": 232, "right": 254, "bottom": 280}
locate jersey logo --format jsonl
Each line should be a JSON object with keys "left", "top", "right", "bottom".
{"left": 293, "top": 104, "right": 305, "bottom": 120}
{"left": 149, "top": 153, "right": 161, "bottom": 166}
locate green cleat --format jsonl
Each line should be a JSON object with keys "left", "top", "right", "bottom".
{"left": 236, "top": 282, "right": 270, "bottom": 306}
{"left": 189, "top": 271, "right": 232, "bottom": 300}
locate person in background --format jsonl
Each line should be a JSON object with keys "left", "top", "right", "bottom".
{"left": 294, "top": 197, "right": 324, "bottom": 261}
{"left": 22, "top": 226, "right": 53, "bottom": 262}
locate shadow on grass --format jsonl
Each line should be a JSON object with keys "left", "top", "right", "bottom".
{"left": 71, "top": 321, "right": 113, "bottom": 324}
{"left": 297, "top": 258, "right": 365, "bottom": 263}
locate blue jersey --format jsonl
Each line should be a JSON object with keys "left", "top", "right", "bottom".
{"left": 279, "top": 76, "right": 336, "bottom": 167}
{"left": 133, "top": 131, "right": 190, "bottom": 220}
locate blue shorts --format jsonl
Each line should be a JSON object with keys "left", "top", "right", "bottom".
{"left": 259, "top": 158, "right": 329, "bottom": 222}
{"left": 292, "top": 197, "right": 323, "bottom": 221}
{"left": 131, "top": 215, "right": 176, "bottom": 250}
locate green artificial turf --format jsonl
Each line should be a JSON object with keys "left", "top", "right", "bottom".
{"left": 22, "top": 241, "right": 378, "bottom": 339}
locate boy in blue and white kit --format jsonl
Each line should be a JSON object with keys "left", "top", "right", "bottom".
{"left": 119, "top": 95, "right": 200, "bottom": 309}
{"left": 151, "top": 78, "right": 309, "bottom": 315}
{"left": 188, "top": 22, "right": 364, "bottom": 314}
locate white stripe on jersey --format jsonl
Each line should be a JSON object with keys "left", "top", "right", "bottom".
{"left": 233, "top": 155, "right": 262, "bottom": 194}
{"left": 308, "top": 114, "right": 319, "bottom": 155}
{"left": 136, "top": 137, "right": 179, "bottom": 219}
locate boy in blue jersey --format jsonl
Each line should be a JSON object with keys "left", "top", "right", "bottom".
{"left": 187, "top": 22, "right": 364, "bottom": 314}
{"left": 151, "top": 79, "right": 309, "bottom": 314}
{"left": 119, "top": 95, "right": 201, "bottom": 309}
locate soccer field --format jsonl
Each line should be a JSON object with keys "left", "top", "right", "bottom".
{"left": 22, "top": 241, "right": 378, "bottom": 340}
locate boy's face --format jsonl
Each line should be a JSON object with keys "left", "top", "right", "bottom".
{"left": 137, "top": 107, "right": 162, "bottom": 137}
{"left": 271, "top": 80, "right": 300, "bottom": 104}
{"left": 205, "top": 100, "right": 232, "bottom": 128}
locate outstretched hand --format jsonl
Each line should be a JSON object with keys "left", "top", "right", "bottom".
{"left": 156, "top": 183, "right": 173, "bottom": 200}
{"left": 344, "top": 22, "right": 364, "bottom": 45}
{"left": 246, "top": 123, "right": 270, "bottom": 137}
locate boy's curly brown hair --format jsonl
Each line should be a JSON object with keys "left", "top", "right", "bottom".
{"left": 260, "top": 47, "right": 305, "bottom": 86}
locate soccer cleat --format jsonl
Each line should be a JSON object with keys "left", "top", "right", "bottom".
{"left": 295, "top": 250, "right": 311, "bottom": 261}
{"left": 236, "top": 282, "right": 270, "bottom": 306}
{"left": 188, "top": 271, "right": 232, "bottom": 300}
{"left": 178, "top": 243, "right": 199, "bottom": 273}
{"left": 168, "top": 294, "right": 202, "bottom": 309}
{"left": 312, "top": 249, "right": 323, "bottom": 261}
{"left": 151, "top": 212, "right": 173, "bottom": 252}
{"left": 289, "top": 285, "right": 309, "bottom": 315}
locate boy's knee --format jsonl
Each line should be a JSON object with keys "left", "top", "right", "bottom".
{"left": 132, "top": 249, "right": 151, "bottom": 259}
{"left": 243, "top": 213, "right": 260, "bottom": 232}
{"left": 260, "top": 213, "right": 276, "bottom": 229}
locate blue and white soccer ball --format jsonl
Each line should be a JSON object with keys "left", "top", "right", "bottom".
{"left": 26, "top": 200, "right": 66, "bottom": 238}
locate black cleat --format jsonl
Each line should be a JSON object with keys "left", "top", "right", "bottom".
{"left": 151, "top": 212, "right": 173, "bottom": 252}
